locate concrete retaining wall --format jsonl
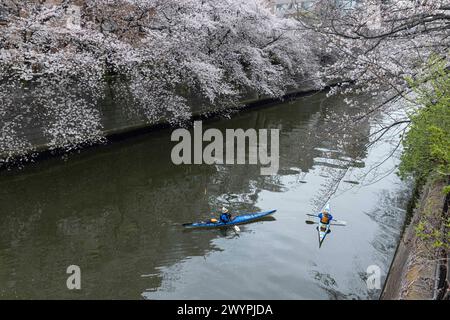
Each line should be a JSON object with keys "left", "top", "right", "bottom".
{"left": 381, "top": 178, "right": 449, "bottom": 300}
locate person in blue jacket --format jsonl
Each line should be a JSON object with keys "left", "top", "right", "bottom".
{"left": 219, "top": 207, "right": 232, "bottom": 223}
{"left": 318, "top": 209, "right": 333, "bottom": 233}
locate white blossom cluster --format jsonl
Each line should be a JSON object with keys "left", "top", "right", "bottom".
{"left": 304, "top": 0, "right": 449, "bottom": 113}
{"left": 0, "top": 0, "right": 321, "bottom": 166}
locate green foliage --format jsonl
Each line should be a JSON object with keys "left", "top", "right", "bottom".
{"left": 399, "top": 56, "right": 450, "bottom": 190}
{"left": 443, "top": 185, "right": 450, "bottom": 195}
{"left": 414, "top": 216, "right": 450, "bottom": 250}
{"left": 401, "top": 55, "right": 450, "bottom": 250}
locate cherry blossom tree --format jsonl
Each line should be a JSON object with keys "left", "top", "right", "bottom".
{"left": 298, "top": 0, "right": 449, "bottom": 131}
{"left": 291, "top": 0, "right": 449, "bottom": 206}
{"left": 0, "top": 0, "right": 321, "bottom": 167}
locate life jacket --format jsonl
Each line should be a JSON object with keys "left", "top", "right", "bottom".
{"left": 320, "top": 214, "right": 330, "bottom": 224}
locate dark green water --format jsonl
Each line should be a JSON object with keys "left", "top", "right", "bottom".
{"left": 0, "top": 92, "right": 409, "bottom": 299}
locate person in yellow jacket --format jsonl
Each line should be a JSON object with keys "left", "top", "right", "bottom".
{"left": 317, "top": 209, "right": 333, "bottom": 233}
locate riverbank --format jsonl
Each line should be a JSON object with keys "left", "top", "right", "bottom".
{"left": 381, "top": 178, "right": 449, "bottom": 300}
{"left": 1, "top": 85, "right": 328, "bottom": 171}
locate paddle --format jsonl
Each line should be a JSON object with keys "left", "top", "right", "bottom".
{"left": 305, "top": 213, "right": 347, "bottom": 225}
{"left": 331, "top": 221, "right": 347, "bottom": 226}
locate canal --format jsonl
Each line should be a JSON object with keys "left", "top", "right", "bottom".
{"left": 0, "top": 91, "right": 410, "bottom": 299}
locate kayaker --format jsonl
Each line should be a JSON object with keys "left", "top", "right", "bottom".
{"left": 318, "top": 209, "right": 333, "bottom": 233}
{"left": 219, "top": 207, "right": 232, "bottom": 223}
{"left": 318, "top": 209, "right": 333, "bottom": 224}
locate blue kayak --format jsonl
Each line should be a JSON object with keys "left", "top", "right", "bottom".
{"left": 183, "top": 210, "right": 276, "bottom": 228}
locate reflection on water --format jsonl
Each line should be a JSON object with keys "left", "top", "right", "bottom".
{"left": 0, "top": 91, "right": 409, "bottom": 299}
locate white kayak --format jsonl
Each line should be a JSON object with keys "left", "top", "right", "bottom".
{"left": 317, "top": 203, "right": 331, "bottom": 248}
{"left": 306, "top": 203, "right": 347, "bottom": 247}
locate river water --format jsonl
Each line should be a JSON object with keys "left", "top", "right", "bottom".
{"left": 0, "top": 91, "right": 410, "bottom": 299}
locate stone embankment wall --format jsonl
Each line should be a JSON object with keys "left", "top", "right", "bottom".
{"left": 381, "top": 178, "right": 449, "bottom": 300}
